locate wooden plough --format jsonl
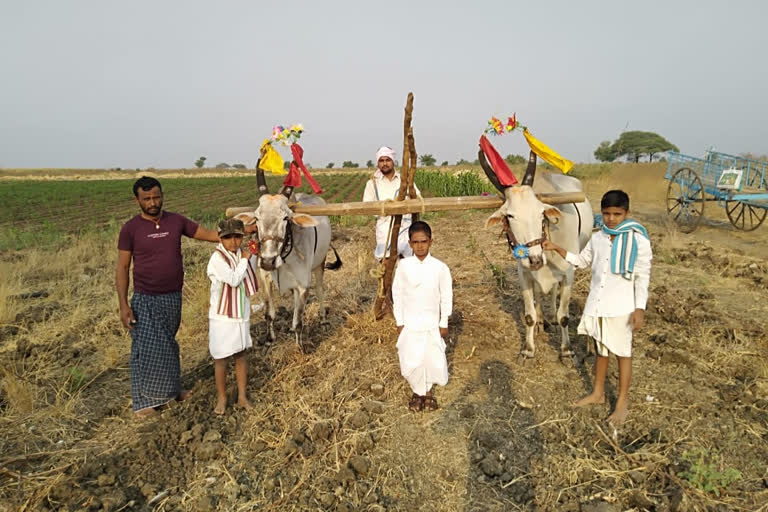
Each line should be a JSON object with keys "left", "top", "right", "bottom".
{"left": 226, "top": 93, "right": 584, "bottom": 319}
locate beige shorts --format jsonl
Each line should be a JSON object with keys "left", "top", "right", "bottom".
{"left": 577, "top": 314, "right": 633, "bottom": 357}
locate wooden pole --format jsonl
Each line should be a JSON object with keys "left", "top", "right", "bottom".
{"left": 225, "top": 191, "right": 586, "bottom": 218}
{"left": 374, "top": 92, "right": 414, "bottom": 319}
{"left": 406, "top": 127, "right": 418, "bottom": 221}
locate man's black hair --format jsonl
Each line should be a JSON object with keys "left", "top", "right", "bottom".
{"left": 133, "top": 176, "right": 162, "bottom": 197}
{"left": 601, "top": 189, "right": 629, "bottom": 211}
{"left": 408, "top": 220, "right": 432, "bottom": 239}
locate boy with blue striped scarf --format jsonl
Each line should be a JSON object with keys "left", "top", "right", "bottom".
{"left": 543, "top": 190, "right": 652, "bottom": 425}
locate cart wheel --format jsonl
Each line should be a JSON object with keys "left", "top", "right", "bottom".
{"left": 666, "top": 167, "right": 705, "bottom": 233}
{"left": 725, "top": 201, "right": 767, "bottom": 231}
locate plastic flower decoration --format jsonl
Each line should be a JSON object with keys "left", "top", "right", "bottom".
{"left": 485, "top": 116, "right": 504, "bottom": 135}
{"left": 513, "top": 245, "right": 529, "bottom": 260}
{"left": 270, "top": 123, "right": 304, "bottom": 146}
{"left": 506, "top": 114, "right": 517, "bottom": 132}
{"left": 485, "top": 114, "right": 520, "bottom": 136}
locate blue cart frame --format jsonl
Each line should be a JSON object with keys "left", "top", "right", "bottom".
{"left": 665, "top": 150, "right": 768, "bottom": 232}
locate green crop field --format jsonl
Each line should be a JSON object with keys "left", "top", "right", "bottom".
{"left": 0, "top": 169, "right": 508, "bottom": 250}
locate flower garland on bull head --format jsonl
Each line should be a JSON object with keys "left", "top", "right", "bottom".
{"left": 479, "top": 113, "right": 575, "bottom": 260}
{"left": 257, "top": 123, "right": 323, "bottom": 196}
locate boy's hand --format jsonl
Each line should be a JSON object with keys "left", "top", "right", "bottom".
{"left": 629, "top": 309, "right": 645, "bottom": 331}
{"left": 542, "top": 240, "right": 566, "bottom": 258}
{"left": 439, "top": 327, "right": 448, "bottom": 338}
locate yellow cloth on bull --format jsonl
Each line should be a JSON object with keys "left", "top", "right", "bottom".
{"left": 523, "top": 129, "right": 574, "bottom": 174}
{"left": 259, "top": 139, "right": 286, "bottom": 175}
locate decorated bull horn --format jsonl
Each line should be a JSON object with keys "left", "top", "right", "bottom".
{"left": 279, "top": 183, "right": 294, "bottom": 199}
{"left": 521, "top": 151, "right": 537, "bottom": 186}
{"left": 256, "top": 157, "right": 269, "bottom": 195}
{"left": 478, "top": 149, "right": 505, "bottom": 193}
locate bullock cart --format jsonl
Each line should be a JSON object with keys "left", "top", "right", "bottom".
{"left": 665, "top": 150, "right": 768, "bottom": 232}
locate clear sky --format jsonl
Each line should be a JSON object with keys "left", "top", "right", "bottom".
{"left": 1, "top": 0, "right": 766, "bottom": 169}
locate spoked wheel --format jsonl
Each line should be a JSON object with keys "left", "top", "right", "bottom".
{"left": 666, "top": 167, "right": 705, "bottom": 233}
{"left": 725, "top": 201, "right": 767, "bottom": 231}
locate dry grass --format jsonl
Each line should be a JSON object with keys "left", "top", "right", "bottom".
{"left": 1, "top": 164, "right": 767, "bottom": 510}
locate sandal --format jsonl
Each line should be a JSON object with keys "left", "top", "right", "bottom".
{"left": 408, "top": 393, "right": 424, "bottom": 412}
{"left": 423, "top": 394, "right": 438, "bottom": 411}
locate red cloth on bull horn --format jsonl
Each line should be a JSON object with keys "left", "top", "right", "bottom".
{"left": 282, "top": 143, "right": 323, "bottom": 194}
{"left": 479, "top": 135, "right": 518, "bottom": 186}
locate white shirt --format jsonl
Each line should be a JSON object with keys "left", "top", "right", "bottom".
{"left": 207, "top": 249, "right": 253, "bottom": 322}
{"left": 565, "top": 230, "right": 652, "bottom": 317}
{"left": 392, "top": 254, "right": 453, "bottom": 330}
{"left": 363, "top": 171, "right": 421, "bottom": 259}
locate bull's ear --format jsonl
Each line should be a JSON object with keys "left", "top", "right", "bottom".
{"left": 234, "top": 212, "right": 257, "bottom": 225}
{"left": 544, "top": 208, "right": 561, "bottom": 225}
{"left": 290, "top": 213, "right": 319, "bottom": 227}
{"left": 485, "top": 210, "right": 504, "bottom": 229}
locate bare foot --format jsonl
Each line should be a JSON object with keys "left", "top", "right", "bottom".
{"left": 235, "top": 398, "right": 253, "bottom": 410}
{"left": 134, "top": 407, "right": 157, "bottom": 419}
{"left": 214, "top": 397, "right": 227, "bottom": 416}
{"left": 607, "top": 404, "right": 628, "bottom": 425}
{"left": 572, "top": 391, "right": 605, "bottom": 408}
{"left": 177, "top": 389, "right": 192, "bottom": 402}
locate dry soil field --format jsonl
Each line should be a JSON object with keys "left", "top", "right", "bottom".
{"left": 0, "top": 164, "right": 766, "bottom": 511}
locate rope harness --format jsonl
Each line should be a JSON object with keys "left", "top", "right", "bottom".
{"left": 503, "top": 215, "right": 549, "bottom": 260}
{"left": 502, "top": 203, "right": 582, "bottom": 260}
{"left": 369, "top": 263, "right": 387, "bottom": 298}
{"left": 250, "top": 220, "right": 295, "bottom": 262}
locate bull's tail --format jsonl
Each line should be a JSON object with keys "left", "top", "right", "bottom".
{"left": 325, "top": 244, "right": 342, "bottom": 270}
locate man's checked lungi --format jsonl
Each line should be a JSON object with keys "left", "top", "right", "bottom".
{"left": 129, "top": 291, "right": 183, "bottom": 412}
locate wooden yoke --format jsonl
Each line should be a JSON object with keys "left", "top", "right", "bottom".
{"left": 373, "top": 92, "right": 415, "bottom": 320}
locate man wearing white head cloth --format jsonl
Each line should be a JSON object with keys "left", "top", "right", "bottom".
{"left": 362, "top": 146, "right": 421, "bottom": 260}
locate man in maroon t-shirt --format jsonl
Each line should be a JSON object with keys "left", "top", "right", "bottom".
{"left": 116, "top": 176, "right": 220, "bottom": 418}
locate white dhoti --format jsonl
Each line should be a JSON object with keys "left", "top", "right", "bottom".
{"left": 396, "top": 327, "right": 448, "bottom": 396}
{"left": 577, "top": 314, "right": 633, "bottom": 357}
{"left": 209, "top": 318, "right": 252, "bottom": 360}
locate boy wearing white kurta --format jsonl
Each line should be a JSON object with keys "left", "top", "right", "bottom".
{"left": 207, "top": 218, "right": 258, "bottom": 415}
{"left": 392, "top": 221, "right": 453, "bottom": 412}
{"left": 544, "top": 190, "right": 652, "bottom": 425}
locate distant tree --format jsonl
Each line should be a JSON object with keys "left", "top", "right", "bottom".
{"left": 596, "top": 131, "right": 678, "bottom": 163}
{"left": 326, "top": 162, "right": 335, "bottom": 169}
{"left": 472, "top": 159, "right": 480, "bottom": 165}
{"left": 284, "top": 161, "right": 291, "bottom": 170}
{"left": 504, "top": 154, "right": 526, "bottom": 165}
{"left": 456, "top": 158, "right": 471, "bottom": 165}
{"left": 215, "top": 162, "right": 230, "bottom": 169}
{"left": 366, "top": 159, "right": 374, "bottom": 168}
{"left": 194, "top": 156, "right": 207, "bottom": 168}
{"left": 419, "top": 154, "right": 437, "bottom": 166}
{"left": 441, "top": 161, "right": 449, "bottom": 166}
{"left": 232, "top": 163, "right": 246, "bottom": 169}
{"left": 594, "top": 141, "right": 618, "bottom": 162}
{"left": 342, "top": 161, "right": 359, "bottom": 168}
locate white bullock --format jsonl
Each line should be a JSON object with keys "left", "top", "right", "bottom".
{"left": 483, "top": 152, "right": 592, "bottom": 360}
{"left": 236, "top": 190, "right": 341, "bottom": 352}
